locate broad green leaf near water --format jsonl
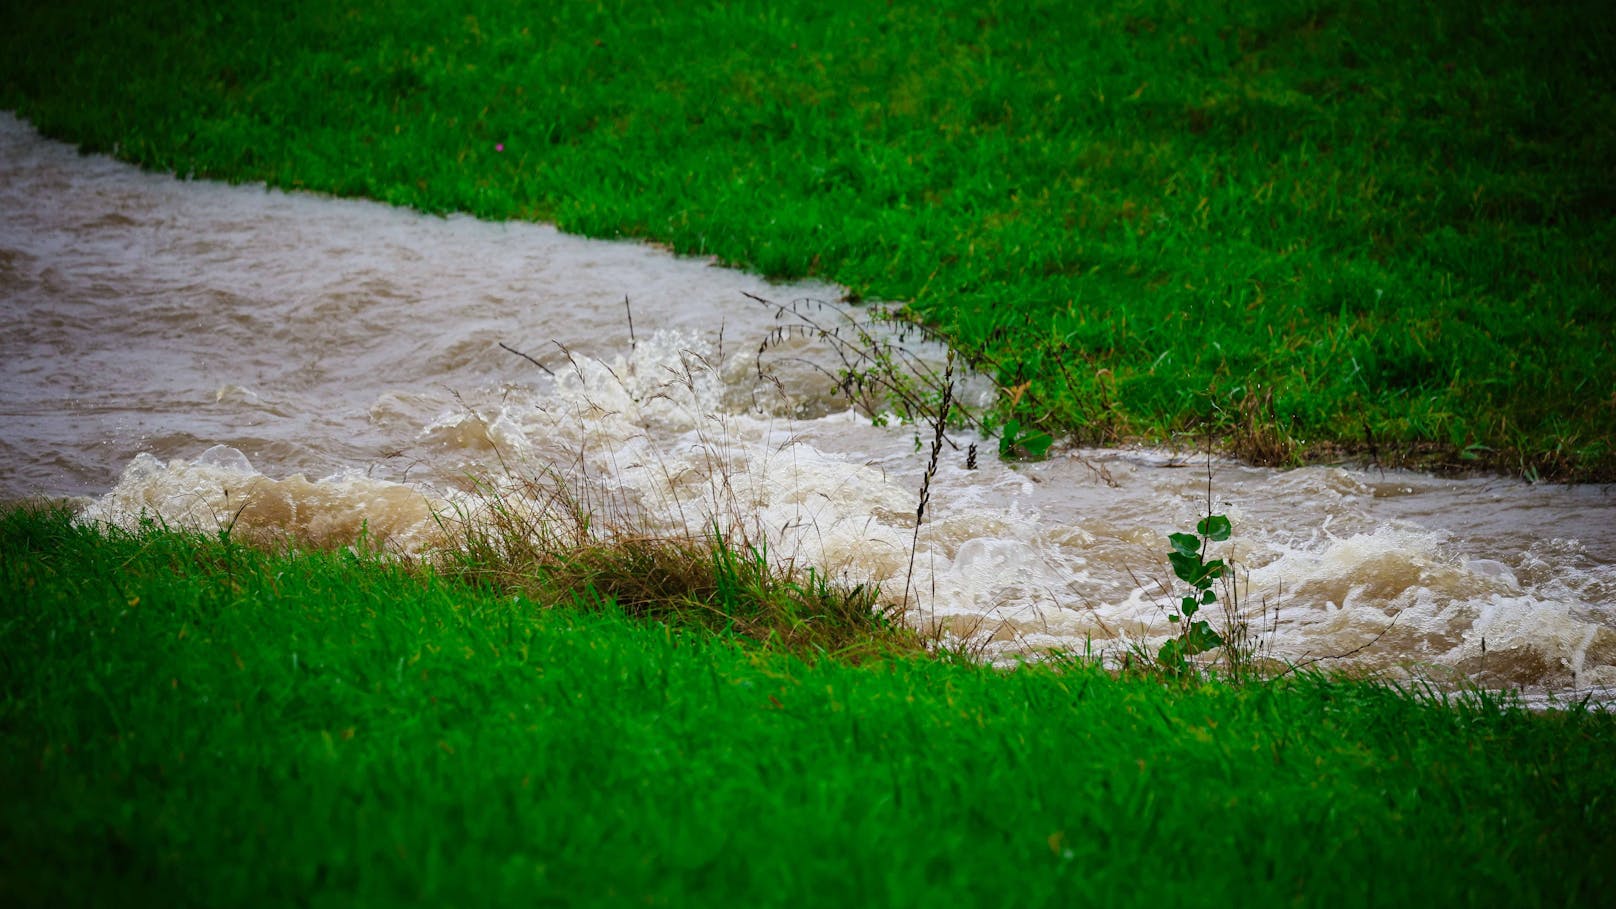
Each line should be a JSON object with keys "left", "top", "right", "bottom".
{"left": 997, "top": 421, "right": 1053, "bottom": 460}
{"left": 1169, "top": 532, "right": 1201, "bottom": 557}
{"left": 1197, "top": 515, "right": 1232, "bottom": 541}
{"left": 1187, "top": 621, "right": 1225, "bottom": 653}
{"left": 1169, "top": 550, "right": 1204, "bottom": 584}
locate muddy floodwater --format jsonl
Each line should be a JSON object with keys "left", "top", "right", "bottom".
{"left": 3, "top": 112, "right": 1613, "bottom": 700}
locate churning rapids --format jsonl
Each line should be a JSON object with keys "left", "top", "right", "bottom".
{"left": 3, "top": 112, "right": 1613, "bottom": 700}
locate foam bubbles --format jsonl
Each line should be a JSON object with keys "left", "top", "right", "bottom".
{"left": 83, "top": 446, "right": 443, "bottom": 551}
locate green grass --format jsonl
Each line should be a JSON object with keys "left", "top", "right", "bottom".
{"left": 4, "top": 505, "right": 1615, "bottom": 906}
{"left": 2, "top": 0, "right": 1612, "bottom": 477}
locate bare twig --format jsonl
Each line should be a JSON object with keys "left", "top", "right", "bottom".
{"left": 1276, "top": 612, "right": 1403, "bottom": 679}
{"left": 498, "top": 341, "right": 556, "bottom": 377}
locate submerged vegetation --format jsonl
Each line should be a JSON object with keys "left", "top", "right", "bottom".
{"left": 2, "top": 0, "right": 1612, "bottom": 477}
{"left": 4, "top": 505, "right": 1615, "bottom": 906}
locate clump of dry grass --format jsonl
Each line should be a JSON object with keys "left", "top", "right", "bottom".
{"left": 1227, "top": 384, "right": 1300, "bottom": 467}
{"left": 427, "top": 471, "right": 922, "bottom": 662}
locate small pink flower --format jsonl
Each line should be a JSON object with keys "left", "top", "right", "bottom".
{"left": 495, "top": 143, "right": 505, "bottom": 152}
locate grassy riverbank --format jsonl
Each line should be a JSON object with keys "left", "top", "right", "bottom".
{"left": 3, "top": 505, "right": 1614, "bottom": 906}
{"left": 2, "top": 0, "right": 1612, "bottom": 477}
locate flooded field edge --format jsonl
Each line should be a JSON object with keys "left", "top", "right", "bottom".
{"left": 3, "top": 112, "right": 1613, "bottom": 699}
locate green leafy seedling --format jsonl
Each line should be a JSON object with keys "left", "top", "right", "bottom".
{"left": 1158, "top": 513, "right": 1232, "bottom": 675}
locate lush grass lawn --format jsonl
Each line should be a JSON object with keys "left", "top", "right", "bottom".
{"left": 3, "top": 505, "right": 1615, "bottom": 906}
{"left": 2, "top": 0, "right": 1612, "bottom": 477}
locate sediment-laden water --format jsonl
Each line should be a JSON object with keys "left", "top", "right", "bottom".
{"left": 3, "top": 112, "right": 1612, "bottom": 699}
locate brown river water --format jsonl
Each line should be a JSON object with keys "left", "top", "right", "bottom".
{"left": 3, "top": 112, "right": 1613, "bottom": 700}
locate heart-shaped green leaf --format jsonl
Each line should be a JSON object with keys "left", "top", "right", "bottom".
{"left": 1197, "top": 514, "right": 1232, "bottom": 541}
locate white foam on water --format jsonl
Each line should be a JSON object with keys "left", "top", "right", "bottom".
{"left": 81, "top": 445, "right": 446, "bottom": 552}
